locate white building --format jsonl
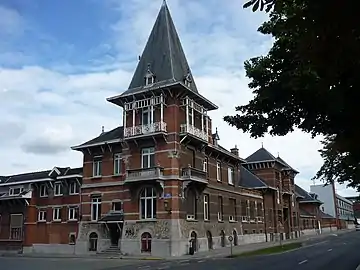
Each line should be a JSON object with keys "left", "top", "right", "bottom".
{"left": 310, "top": 184, "right": 354, "bottom": 221}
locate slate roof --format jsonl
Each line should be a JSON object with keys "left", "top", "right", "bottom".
{"left": 295, "top": 185, "right": 323, "bottom": 204}
{"left": 319, "top": 211, "right": 335, "bottom": 219}
{"left": 72, "top": 126, "right": 124, "bottom": 150}
{"left": 106, "top": 2, "right": 217, "bottom": 111}
{"left": 299, "top": 209, "right": 315, "bottom": 217}
{"left": 239, "top": 166, "right": 268, "bottom": 189}
{"left": 100, "top": 212, "right": 124, "bottom": 222}
{"left": 246, "top": 147, "right": 299, "bottom": 173}
{"left": 124, "top": 2, "right": 198, "bottom": 95}
{"left": 0, "top": 166, "right": 82, "bottom": 185}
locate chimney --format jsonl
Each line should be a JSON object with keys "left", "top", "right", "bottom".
{"left": 230, "top": 145, "right": 239, "bottom": 156}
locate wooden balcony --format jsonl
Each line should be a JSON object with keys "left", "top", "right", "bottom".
{"left": 124, "top": 121, "right": 167, "bottom": 138}
{"left": 125, "top": 167, "right": 164, "bottom": 183}
{"left": 180, "top": 124, "right": 207, "bottom": 141}
{"left": 181, "top": 166, "right": 208, "bottom": 184}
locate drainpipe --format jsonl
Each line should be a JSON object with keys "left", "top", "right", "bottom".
{"left": 262, "top": 189, "right": 268, "bottom": 242}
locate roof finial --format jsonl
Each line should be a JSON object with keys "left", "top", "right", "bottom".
{"left": 261, "top": 142, "right": 263, "bottom": 148}
{"left": 162, "top": 0, "right": 167, "bottom": 6}
{"left": 277, "top": 152, "right": 279, "bottom": 157}
{"left": 101, "top": 126, "right": 105, "bottom": 133}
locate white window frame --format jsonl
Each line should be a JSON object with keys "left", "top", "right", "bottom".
{"left": 91, "top": 197, "right": 102, "bottom": 221}
{"left": 53, "top": 207, "right": 61, "bottom": 221}
{"left": 112, "top": 201, "right": 123, "bottom": 212}
{"left": 204, "top": 194, "right": 209, "bottom": 221}
{"left": 145, "top": 76, "right": 154, "bottom": 86}
{"left": 218, "top": 196, "right": 223, "bottom": 221}
{"left": 69, "top": 182, "right": 79, "bottom": 195}
{"left": 54, "top": 182, "right": 62, "bottom": 196}
{"left": 38, "top": 209, "right": 46, "bottom": 222}
{"left": 203, "top": 157, "right": 208, "bottom": 172}
{"left": 68, "top": 207, "right": 78, "bottom": 221}
{"left": 228, "top": 167, "right": 234, "bottom": 185}
{"left": 291, "top": 194, "right": 295, "bottom": 207}
{"left": 140, "top": 187, "right": 157, "bottom": 220}
{"left": 9, "top": 186, "right": 24, "bottom": 196}
{"left": 39, "top": 184, "right": 47, "bottom": 197}
{"left": 141, "top": 147, "right": 155, "bottom": 168}
{"left": 216, "top": 162, "right": 221, "bottom": 181}
{"left": 93, "top": 158, "right": 102, "bottom": 177}
{"left": 114, "top": 153, "right": 122, "bottom": 175}
{"left": 277, "top": 188, "right": 280, "bottom": 204}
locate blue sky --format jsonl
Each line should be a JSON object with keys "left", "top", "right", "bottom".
{"left": 0, "top": 0, "right": 356, "bottom": 197}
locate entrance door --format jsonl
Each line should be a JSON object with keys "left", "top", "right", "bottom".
{"left": 109, "top": 223, "right": 121, "bottom": 246}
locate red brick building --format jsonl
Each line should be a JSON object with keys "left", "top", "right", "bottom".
{"left": 0, "top": 167, "right": 82, "bottom": 253}
{"left": 0, "top": 1, "right": 326, "bottom": 257}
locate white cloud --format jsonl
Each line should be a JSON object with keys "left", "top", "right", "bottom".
{"left": 0, "top": 0, "right": 357, "bottom": 198}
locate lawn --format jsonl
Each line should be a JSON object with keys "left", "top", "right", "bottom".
{"left": 227, "top": 242, "right": 303, "bottom": 258}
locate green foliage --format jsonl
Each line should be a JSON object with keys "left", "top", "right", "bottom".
{"left": 225, "top": 0, "right": 360, "bottom": 189}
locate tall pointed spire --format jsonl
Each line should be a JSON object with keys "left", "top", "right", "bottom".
{"left": 126, "top": 1, "right": 198, "bottom": 93}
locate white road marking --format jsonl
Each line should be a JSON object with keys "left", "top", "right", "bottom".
{"left": 197, "top": 260, "right": 205, "bottom": 263}
{"left": 328, "top": 248, "right": 332, "bottom": 252}
{"left": 157, "top": 266, "right": 170, "bottom": 270}
{"left": 298, "top": 260, "right": 308, "bottom": 265}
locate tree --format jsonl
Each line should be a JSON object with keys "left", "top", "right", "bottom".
{"left": 224, "top": 0, "right": 360, "bottom": 189}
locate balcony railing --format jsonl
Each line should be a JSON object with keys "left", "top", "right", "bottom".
{"left": 124, "top": 121, "right": 167, "bottom": 138}
{"left": 125, "top": 167, "right": 164, "bottom": 182}
{"left": 180, "top": 124, "right": 207, "bottom": 141}
{"left": 181, "top": 166, "right": 208, "bottom": 184}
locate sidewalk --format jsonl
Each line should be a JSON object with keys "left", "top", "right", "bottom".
{"left": 0, "top": 229, "right": 353, "bottom": 260}
{"left": 170, "top": 228, "right": 354, "bottom": 260}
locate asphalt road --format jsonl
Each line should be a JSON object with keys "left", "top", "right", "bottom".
{"left": 1, "top": 231, "right": 359, "bottom": 270}
{"left": 115, "top": 231, "right": 360, "bottom": 270}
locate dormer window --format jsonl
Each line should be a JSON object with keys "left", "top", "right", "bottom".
{"left": 144, "top": 63, "right": 155, "bottom": 86}
{"left": 9, "top": 187, "right": 24, "bottom": 196}
{"left": 145, "top": 76, "right": 155, "bottom": 85}
{"left": 184, "top": 72, "right": 192, "bottom": 87}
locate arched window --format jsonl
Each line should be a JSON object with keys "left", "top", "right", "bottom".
{"left": 141, "top": 232, "right": 152, "bottom": 253}
{"left": 89, "top": 232, "right": 98, "bottom": 251}
{"left": 140, "top": 187, "right": 157, "bottom": 220}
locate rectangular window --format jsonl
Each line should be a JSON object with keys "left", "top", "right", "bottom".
{"left": 203, "top": 157, "right": 208, "bottom": 173}
{"left": 229, "top": 198, "right": 236, "bottom": 221}
{"left": 9, "top": 187, "right": 23, "bottom": 196}
{"left": 93, "top": 157, "right": 102, "bottom": 177}
{"left": 54, "top": 183, "right": 62, "bottom": 196}
{"left": 91, "top": 196, "right": 102, "bottom": 221}
{"left": 188, "top": 108, "right": 193, "bottom": 125}
{"left": 250, "top": 201, "right": 256, "bottom": 221}
{"left": 53, "top": 208, "right": 62, "bottom": 221}
{"left": 114, "top": 153, "right": 122, "bottom": 175}
{"left": 112, "top": 201, "right": 122, "bottom": 212}
{"left": 68, "top": 207, "right": 79, "bottom": 221}
{"left": 39, "top": 184, "right": 47, "bottom": 197}
{"left": 141, "top": 108, "right": 153, "bottom": 125}
{"left": 218, "top": 196, "right": 223, "bottom": 221}
{"left": 228, "top": 167, "right": 234, "bottom": 185}
{"left": 203, "top": 194, "right": 209, "bottom": 221}
{"left": 38, "top": 210, "right": 47, "bottom": 222}
{"left": 216, "top": 162, "right": 221, "bottom": 181}
{"left": 257, "top": 202, "right": 263, "bottom": 217}
{"left": 69, "top": 182, "right": 79, "bottom": 195}
{"left": 10, "top": 214, "right": 23, "bottom": 240}
{"left": 240, "top": 200, "right": 247, "bottom": 219}
{"left": 141, "top": 147, "right": 155, "bottom": 168}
